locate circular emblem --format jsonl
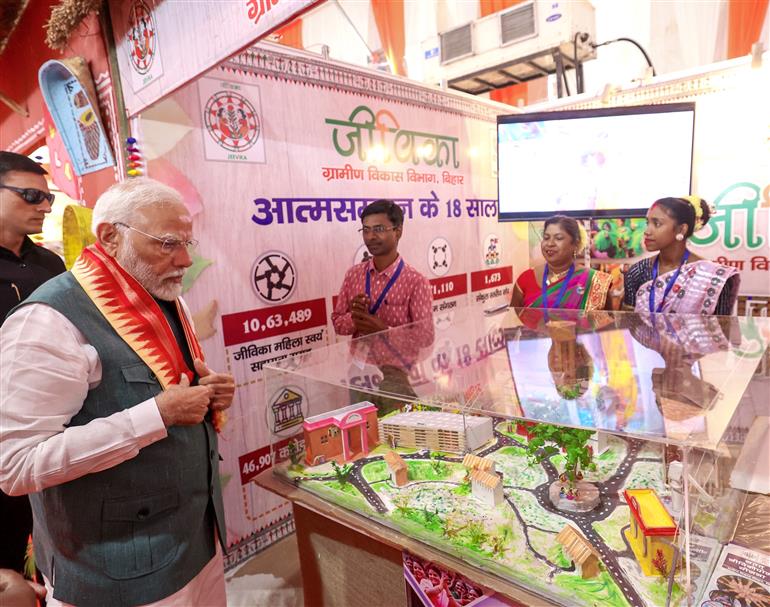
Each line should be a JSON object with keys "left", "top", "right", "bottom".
{"left": 483, "top": 233, "right": 501, "bottom": 267}
{"left": 204, "top": 91, "right": 260, "bottom": 152}
{"left": 427, "top": 237, "right": 452, "bottom": 277}
{"left": 127, "top": 0, "right": 157, "bottom": 75}
{"left": 251, "top": 251, "right": 297, "bottom": 304}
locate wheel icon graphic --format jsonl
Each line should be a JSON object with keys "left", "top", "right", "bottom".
{"left": 252, "top": 252, "right": 296, "bottom": 303}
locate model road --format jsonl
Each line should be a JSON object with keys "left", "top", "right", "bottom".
{"left": 296, "top": 418, "right": 654, "bottom": 607}
{"left": 527, "top": 434, "right": 646, "bottom": 607}
{"left": 293, "top": 457, "right": 389, "bottom": 514}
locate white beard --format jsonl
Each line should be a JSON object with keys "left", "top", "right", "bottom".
{"left": 116, "top": 242, "right": 185, "bottom": 301}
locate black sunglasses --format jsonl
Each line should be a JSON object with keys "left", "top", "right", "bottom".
{"left": 0, "top": 184, "right": 56, "bottom": 205}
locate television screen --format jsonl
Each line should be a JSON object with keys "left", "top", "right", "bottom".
{"left": 497, "top": 103, "right": 695, "bottom": 221}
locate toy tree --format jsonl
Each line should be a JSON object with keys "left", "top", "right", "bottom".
{"left": 524, "top": 423, "right": 596, "bottom": 488}
{"left": 392, "top": 493, "right": 411, "bottom": 517}
{"left": 465, "top": 520, "right": 489, "bottom": 548}
{"left": 287, "top": 438, "right": 302, "bottom": 467}
{"left": 430, "top": 458, "right": 447, "bottom": 476}
{"left": 422, "top": 506, "right": 441, "bottom": 527}
{"left": 331, "top": 460, "right": 353, "bottom": 487}
{"left": 442, "top": 513, "right": 468, "bottom": 540}
{"left": 491, "top": 527, "right": 511, "bottom": 558}
{"left": 652, "top": 549, "right": 668, "bottom": 577}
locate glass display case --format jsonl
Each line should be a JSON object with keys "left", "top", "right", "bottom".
{"left": 264, "top": 307, "right": 770, "bottom": 607}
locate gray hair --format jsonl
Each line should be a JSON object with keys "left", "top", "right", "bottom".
{"left": 91, "top": 177, "right": 183, "bottom": 235}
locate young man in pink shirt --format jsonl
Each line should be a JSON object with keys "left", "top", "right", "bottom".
{"left": 332, "top": 199, "right": 433, "bottom": 338}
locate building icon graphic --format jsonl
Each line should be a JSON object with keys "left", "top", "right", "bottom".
{"left": 271, "top": 388, "right": 304, "bottom": 432}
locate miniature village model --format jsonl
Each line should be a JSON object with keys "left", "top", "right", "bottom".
{"left": 302, "top": 401, "right": 379, "bottom": 466}
{"left": 378, "top": 410, "right": 494, "bottom": 453}
{"left": 284, "top": 408, "right": 705, "bottom": 607}
{"left": 264, "top": 295, "right": 770, "bottom": 607}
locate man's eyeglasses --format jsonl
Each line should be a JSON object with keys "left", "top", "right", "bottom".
{"left": 114, "top": 222, "right": 198, "bottom": 254}
{"left": 0, "top": 184, "right": 55, "bottom": 205}
{"left": 358, "top": 226, "right": 397, "bottom": 235}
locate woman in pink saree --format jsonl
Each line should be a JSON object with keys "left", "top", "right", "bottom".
{"left": 510, "top": 215, "right": 611, "bottom": 311}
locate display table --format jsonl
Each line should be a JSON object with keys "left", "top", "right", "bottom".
{"left": 261, "top": 308, "right": 770, "bottom": 607}
{"left": 256, "top": 470, "right": 544, "bottom": 607}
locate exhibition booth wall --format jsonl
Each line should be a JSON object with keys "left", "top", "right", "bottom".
{"left": 131, "top": 42, "right": 525, "bottom": 565}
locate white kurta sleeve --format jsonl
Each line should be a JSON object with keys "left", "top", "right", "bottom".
{"left": 0, "top": 304, "right": 167, "bottom": 496}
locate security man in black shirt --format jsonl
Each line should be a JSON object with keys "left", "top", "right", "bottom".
{"left": 0, "top": 151, "right": 65, "bottom": 574}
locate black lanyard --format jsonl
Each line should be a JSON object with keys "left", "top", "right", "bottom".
{"left": 649, "top": 250, "right": 689, "bottom": 313}
{"left": 366, "top": 259, "right": 404, "bottom": 314}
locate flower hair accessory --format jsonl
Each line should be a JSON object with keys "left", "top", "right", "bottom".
{"left": 683, "top": 195, "right": 707, "bottom": 231}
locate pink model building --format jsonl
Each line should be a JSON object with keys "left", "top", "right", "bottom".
{"left": 303, "top": 401, "right": 379, "bottom": 466}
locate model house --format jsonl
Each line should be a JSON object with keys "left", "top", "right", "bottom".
{"left": 469, "top": 469, "right": 503, "bottom": 507}
{"left": 514, "top": 420, "right": 537, "bottom": 440}
{"left": 378, "top": 411, "right": 493, "bottom": 453}
{"left": 623, "top": 488, "right": 678, "bottom": 576}
{"left": 384, "top": 450, "right": 408, "bottom": 486}
{"left": 303, "top": 402, "right": 379, "bottom": 467}
{"left": 556, "top": 525, "right": 601, "bottom": 579}
{"left": 462, "top": 453, "right": 496, "bottom": 474}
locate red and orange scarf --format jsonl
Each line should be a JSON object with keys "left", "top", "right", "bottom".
{"left": 72, "top": 242, "right": 225, "bottom": 431}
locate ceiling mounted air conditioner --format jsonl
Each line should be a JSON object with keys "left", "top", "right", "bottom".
{"left": 423, "top": 0, "right": 596, "bottom": 95}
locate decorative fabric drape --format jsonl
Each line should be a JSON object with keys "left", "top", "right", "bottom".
{"left": 490, "top": 82, "right": 529, "bottom": 106}
{"left": 490, "top": 75, "right": 548, "bottom": 107}
{"left": 728, "top": 0, "right": 769, "bottom": 57}
{"left": 371, "top": 0, "right": 406, "bottom": 76}
{"left": 671, "top": 1, "right": 726, "bottom": 69}
{"left": 479, "top": 0, "right": 523, "bottom": 18}
{"left": 275, "top": 18, "right": 303, "bottom": 49}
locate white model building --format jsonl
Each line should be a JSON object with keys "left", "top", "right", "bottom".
{"left": 470, "top": 469, "right": 503, "bottom": 507}
{"left": 378, "top": 411, "right": 493, "bottom": 453}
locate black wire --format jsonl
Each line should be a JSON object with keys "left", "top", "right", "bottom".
{"left": 573, "top": 32, "right": 582, "bottom": 94}
{"left": 592, "top": 37, "right": 656, "bottom": 77}
{"left": 562, "top": 64, "right": 571, "bottom": 96}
